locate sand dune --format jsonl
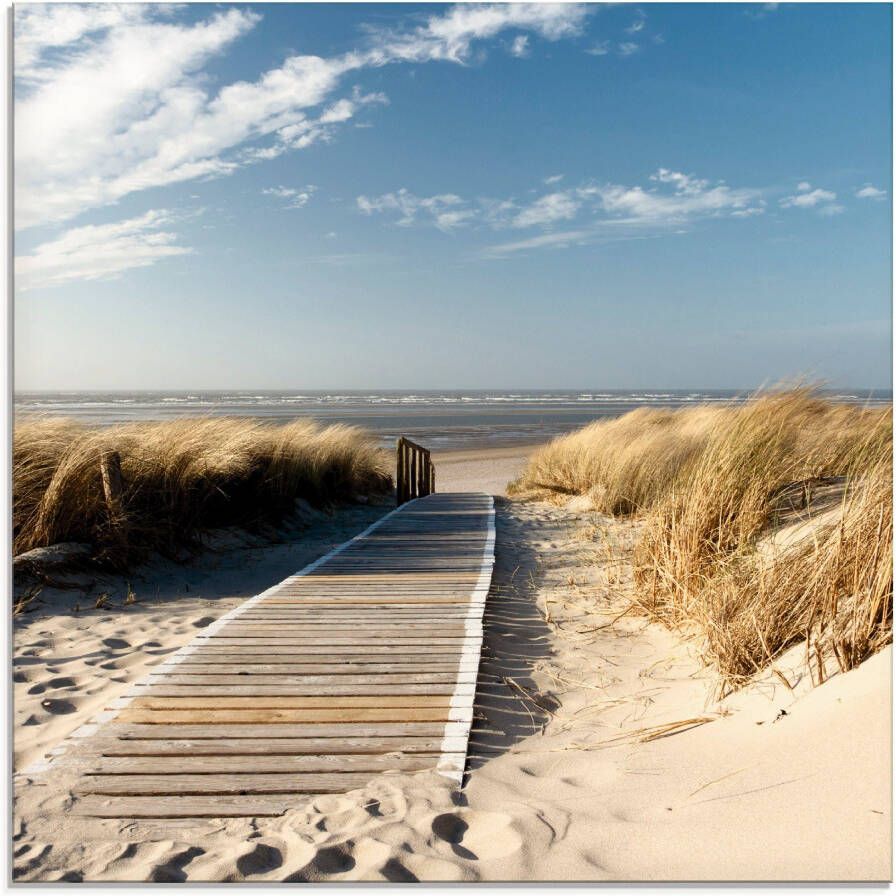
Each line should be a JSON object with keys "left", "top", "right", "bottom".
{"left": 12, "top": 456, "right": 891, "bottom": 881}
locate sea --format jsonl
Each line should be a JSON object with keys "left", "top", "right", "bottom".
{"left": 13, "top": 389, "right": 892, "bottom": 453}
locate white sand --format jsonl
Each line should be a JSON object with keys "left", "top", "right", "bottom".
{"left": 432, "top": 444, "right": 537, "bottom": 496}
{"left": 12, "top": 454, "right": 892, "bottom": 881}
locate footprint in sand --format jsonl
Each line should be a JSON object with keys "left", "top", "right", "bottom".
{"left": 192, "top": 616, "right": 216, "bottom": 628}
{"left": 235, "top": 842, "right": 283, "bottom": 877}
{"left": 40, "top": 698, "right": 77, "bottom": 715}
{"left": 380, "top": 858, "right": 419, "bottom": 882}
{"left": 431, "top": 810, "right": 522, "bottom": 861}
{"left": 47, "top": 677, "right": 79, "bottom": 689}
{"left": 102, "top": 637, "right": 131, "bottom": 650}
{"left": 288, "top": 845, "right": 356, "bottom": 880}
{"left": 149, "top": 846, "right": 206, "bottom": 883}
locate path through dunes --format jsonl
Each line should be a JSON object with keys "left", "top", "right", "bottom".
{"left": 32, "top": 493, "right": 494, "bottom": 819}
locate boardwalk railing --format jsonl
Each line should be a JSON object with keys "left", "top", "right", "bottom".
{"left": 396, "top": 437, "right": 435, "bottom": 505}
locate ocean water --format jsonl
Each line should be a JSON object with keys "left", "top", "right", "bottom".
{"left": 13, "top": 389, "right": 892, "bottom": 452}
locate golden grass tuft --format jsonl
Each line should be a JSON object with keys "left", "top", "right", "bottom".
{"left": 512, "top": 388, "right": 892, "bottom": 688}
{"left": 14, "top": 416, "right": 392, "bottom": 568}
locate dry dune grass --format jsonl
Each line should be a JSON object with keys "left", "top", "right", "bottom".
{"left": 14, "top": 417, "right": 392, "bottom": 568}
{"left": 512, "top": 389, "right": 892, "bottom": 689}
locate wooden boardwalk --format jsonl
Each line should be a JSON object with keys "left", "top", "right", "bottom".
{"left": 63, "top": 492, "right": 495, "bottom": 819}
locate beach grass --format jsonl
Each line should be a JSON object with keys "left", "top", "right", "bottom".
{"left": 511, "top": 388, "right": 892, "bottom": 688}
{"left": 14, "top": 417, "right": 392, "bottom": 568}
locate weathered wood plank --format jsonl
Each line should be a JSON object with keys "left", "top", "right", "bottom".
{"left": 131, "top": 685, "right": 465, "bottom": 697}
{"left": 116, "top": 707, "right": 456, "bottom": 724}
{"left": 108, "top": 722, "right": 461, "bottom": 739}
{"left": 76, "top": 795, "right": 299, "bottom": 818}
{"left": 90, "top": 736, "right": 452, "bottom": 756}
{"left": 85, "top": 753, "right": 455, "bottom": 775}
{"left": 129, "top": 696, "right": 451, "bottom": 709}
{"left": 146, "top": 673, "right": 470, "bottom": 685}
{"left": 170, "top": 662, "right": 469, "bottom": 673}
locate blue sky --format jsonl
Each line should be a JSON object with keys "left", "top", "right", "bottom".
{"left": 14, "top": 2, "right": 892, "bottom": 390}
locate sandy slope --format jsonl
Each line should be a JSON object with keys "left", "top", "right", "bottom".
{"left": 12, "top": 452, "right": 891, "bottom": 881}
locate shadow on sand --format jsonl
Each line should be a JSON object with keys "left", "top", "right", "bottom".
{"left": 464, "top": 496, "right": 559, "bottom": 778}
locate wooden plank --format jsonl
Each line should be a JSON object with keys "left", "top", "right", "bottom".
{"left": 129, "top": 696, "right": 451, "bottom": 709}
{"left": 76, "top": 795, "right": 298, "bottom": 818}
{"left": 109, "top": 722, "right": 459, "bottom": 739}
{"left": 216, "top": 625, "right": 469, "bottom": 635}
{"left": 170, "top": 662, "right": 468, "bottom": 673}
{"left": 178, "top": 646, "right": 472, "bottom": 656}
{"left": 116, "top": 708, "right": 456, "bottom": 724}
{"left": 78, "top": 772, "right": 385, "bottom": 796}
{"left": 132, "top": 685, "right": 462, "bottom": 697}
{"left": 148, "top": 673, "right": 466, "bottom": 685}
{"left": 90, "top": 736, "right": 451, "bottom": 756}
{"left": 85, "top": 753, "right": 451, "bottom": 775}
{"left": 198, "top": 638, "right": 470, "bottom": 646}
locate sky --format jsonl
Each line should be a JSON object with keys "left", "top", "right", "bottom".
{"left": 13, "top": 2, "right": 893, "bottom": 391}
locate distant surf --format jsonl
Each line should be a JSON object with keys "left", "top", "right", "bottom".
{"left": 13, "top": 389, "right": 892, "bottom": 452}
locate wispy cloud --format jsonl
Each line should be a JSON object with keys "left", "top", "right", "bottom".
{"left": 856, "top": 184, "right": 888, "bottom": 200}
{"left": 617, "top": 41, "right": 640, "bottom": 56}
{"left": 357, "top": 167, "right": 768, "bottom": 255}
{"left": 746, "top": 3, "right": 779, "bottom": 19}
{"left": 262, "top": 185, "right": 316, "bottom": 209}
{"left": 16, "top": 3, "right": 592, "bottom": 230}
{"left": 509, "top": 34, "right": 530, "bottom": 57}
{"left": 15, "top": 210, "right": 193, "bottom": 291}
{"left": 585, "top": 41, "right": 610, "bottom": 56}
{"left": 482, "top": 229, "right": 592, "bottom": 256}
{"left": 625, "top": 10, "right": 647, "bottom": 34}
{"left": 357, "top": 189, "right": 475, "bottom": 231}
{"left": 512, "top": 191, "right": 580, "bottom": 228}
{"left": 544, "top": 174, "right": 565, "bottom": 185}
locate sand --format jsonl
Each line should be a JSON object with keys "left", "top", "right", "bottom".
{"left": 432, "top": 444, "right": 538, "bottom": 496}
{"left": 12, "top": 447, "right": 892, "bottom": 881}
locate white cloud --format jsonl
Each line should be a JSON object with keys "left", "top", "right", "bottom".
{"left": 16, "top": 3, "right": 592, "bottom": 230}
{"left": 483, "top": 229, "right": 592, "bottom": 257}
{"left": 585, "top": 41, "right": 610, "bottom": 56}
{"left": 357, "top": 189, "right": 474, "bottom": 231}
{"left": 15, "top": 210, "right": 192, "bottom": 292}
{"left": 14, "top": 4, "right": 149, "bottom": 83}
{"left": 625, "top": 11, "right": 646, "bottom": 34}
{"left": 544, "top": 174, "right": 565, "bottom": 185}
{"left": 370, "top": 3, "right": 591, "bottom": 64}
{"left": 746, "top": 3, "right": 779, "bottom": 19}
{"left": 358, "top": 168, "right": 766, "bottom": 252}
{"left": 779, "top": 183, "right": 838, "bottom": 209}
{"left": 618, "top": 42, "right": 640, "bottom": 56}
{"left": 512, "top": 191, "right": 580, "bottom": 228}
{"left": 509, "top": 35, "right": 530, "bottom": 57}
{"left": 262, "top": 185, "right": 316, "bottom": 209}
{"left": 856, "top": 184, "right": 887, "bottom": 200}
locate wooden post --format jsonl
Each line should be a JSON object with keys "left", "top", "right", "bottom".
{"left": 100, "top": 450, "right": 127, "bottom": 551}
{"left": 100, "top": 450, "right": 123, "bottom": 516}
{"left": 397, "top": 438, "right": 407, "bottom": 505}
{"left": 396, "top": 437, "right": 436, "bottom": 504}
